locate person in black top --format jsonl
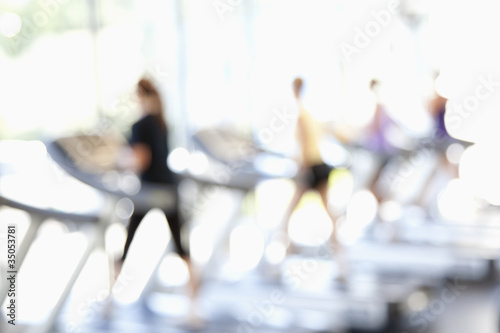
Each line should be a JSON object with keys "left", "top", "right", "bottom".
{"left": 118, "top": 79, "right": 200, "bottom": 314}
{"left": 121, "top": 78, "right": 186, "bottom": 260}
{"left": 129, "top": 114, "right": 176, "bottom": 184}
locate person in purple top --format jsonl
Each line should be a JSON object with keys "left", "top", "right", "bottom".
{"left": 366, "top": 79, "right": 398, "bottom": 203}
{"left": 416, "top": 72, "right": 460, "bottom": 208}
{"left": 428, "top": 73, "right": 454, "bottom": 144}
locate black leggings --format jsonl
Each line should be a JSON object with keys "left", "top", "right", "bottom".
{"left": 121, "top": 207, "right": 188, "bottom": 261}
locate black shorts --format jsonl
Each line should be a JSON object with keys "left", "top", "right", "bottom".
{"left": 307, "top": 163, "right": 333, "bottom": 189}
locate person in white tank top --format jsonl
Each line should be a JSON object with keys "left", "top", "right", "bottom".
{"left": 280, "top": 77, "right": 345, "bottom": 279}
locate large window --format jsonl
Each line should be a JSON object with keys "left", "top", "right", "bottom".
{"left": 0, "top": 0, "right": 182, "bottom": 142}
{"left": 1, "top": 0, "right": 499, "bottom": 148}
{"left": 0, "top": 0, "right": 93, "bottom": 139}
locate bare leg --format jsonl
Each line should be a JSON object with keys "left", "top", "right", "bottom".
{"left": 181, "top": 255, "right": 206, "bottom": 328}
{"left": 369, "top": 156, "right": 390, "bottom": 204}
{"left": 281, "top": 184, "right": 307, "bottom": 249}
{"left": 443, "top": 153, "right": 459, "bottom": 178}
{"left": 317, "top": 181, "right": 346, "bottom": 280}
{"left": 416, "top": 153, "right": 452, "bottom": 209}
{"left": 183, "top": 256, "right": 200, "bottom": 301}
{"left": 317, "top": 182, "right": 338, "bottom": 245}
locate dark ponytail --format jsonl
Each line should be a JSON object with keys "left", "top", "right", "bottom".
{"left": 137, "top": 78, "right": 166, "bottom": 131}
